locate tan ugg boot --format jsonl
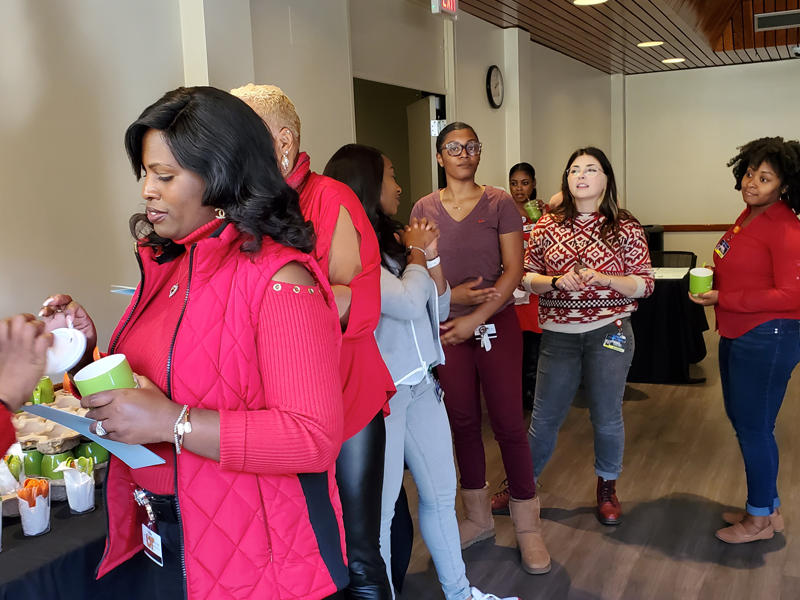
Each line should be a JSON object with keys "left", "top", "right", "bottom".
{"left": 459, "top": 483, "right": 495, "bottom": 549}
{"left": 509, "top": 495, "right": 551, "bottom": 574}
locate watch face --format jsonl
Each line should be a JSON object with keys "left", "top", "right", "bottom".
{"left": 487, "top": 66, "right": 504, "bottom": 108}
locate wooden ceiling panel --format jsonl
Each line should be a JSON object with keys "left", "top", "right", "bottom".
{"left": 460, "top": 0, "right": 799, "bottom": 73}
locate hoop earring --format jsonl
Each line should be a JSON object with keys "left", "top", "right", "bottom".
{"left": 215, "top": 208, "right": 226, "bottom": 220}
{"left": 281, "top": 152, "right": 290, "bottom": 174}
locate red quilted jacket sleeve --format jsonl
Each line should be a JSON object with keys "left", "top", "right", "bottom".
{"left": 1, "top": 408, "right": 15, "bottom": 452}
{"left": 218, "top": 282, "right": 344, "bottom": 475}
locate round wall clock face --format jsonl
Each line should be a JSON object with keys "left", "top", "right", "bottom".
{"left": 486, "top": 65, "right": 504, "bottom": 109}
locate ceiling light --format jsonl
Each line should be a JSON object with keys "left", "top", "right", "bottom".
{"left": 573, "top": 0, "right": 608, "bottom": 5}
{"left": 637, "top": 41, "right": 664, "bottom": 47}
{"left": 662, "top": 57, "right": 686, "bottom": 63}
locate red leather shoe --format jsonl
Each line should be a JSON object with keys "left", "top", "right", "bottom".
{"left": 491, "top": 480, "right": 510, "bottom": 515}
{"left": 596, "top": 477, "right": 622, "bottom": 525}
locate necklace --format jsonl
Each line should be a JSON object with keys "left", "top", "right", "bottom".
{"left": 570, "top": 215, "right": 602, "bottom": 273}
{"left": 168, "top": 257, "right": 189, "bottom": 298}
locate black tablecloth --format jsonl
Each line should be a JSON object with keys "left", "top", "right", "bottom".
{"left": 628, "top": 275, "right": 709, "bottom": 384}
{"left": 0, "top": 490, "right": 148, "bottom": 600}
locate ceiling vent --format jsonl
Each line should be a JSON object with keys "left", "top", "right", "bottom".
{"left": 754, "top": 9, "right": 800, "bottom": 32}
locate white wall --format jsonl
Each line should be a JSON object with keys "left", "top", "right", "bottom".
{"left": 625, "top": 59, "right": 800, "bottom": 265}
{"left": 528, "top": 41, "right": 612, "bottom": 201}
{"left": 249, "top": 0, "right": 355, "bottom": 172}
{"left": 454, "top": 11, "right": 508, "bottom": 189}
{"left": 204, "top": 0, "right": 255, "bottom": 91}
{"left": 350, "top": 0, "right": 446, "bottom": 95}
{"left": 0, "top": 0, "right": 185, "bottom": 347}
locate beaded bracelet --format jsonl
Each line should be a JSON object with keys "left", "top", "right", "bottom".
{"left": 173, "top": 405, "right": 193, "bottom": 454}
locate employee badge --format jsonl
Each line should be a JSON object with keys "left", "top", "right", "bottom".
{"left": 474, "top": 323, "right": 497, "bottom": 352}
{"left": 714, "top": 239, "right": 730, "bottom": 258}
{"left": 603, "top": 319, "right": 626, "bottom": 353}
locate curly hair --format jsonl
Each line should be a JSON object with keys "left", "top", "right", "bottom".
{"left": 554, "top": 147, "right": 637, "bottom": 246}
{"left": 323, "top": 144, "right": 408, "bottom": 274}
{"left": 125, "top": 86, "right": 314, "bottom": 255}
{"left": 727, "top": 136, "right": 800, "bottom": 214}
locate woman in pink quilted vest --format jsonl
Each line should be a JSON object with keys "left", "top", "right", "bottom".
{"left": 39, "top": 87, "right": 348, "bottom": 600}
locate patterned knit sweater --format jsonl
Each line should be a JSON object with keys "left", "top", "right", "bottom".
{"left": 525, "top": 212, "right": 654, "bottom": 333}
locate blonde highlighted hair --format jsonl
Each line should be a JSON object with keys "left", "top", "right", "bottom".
{"left": 230, "top": 83, "right": 301, "bottom": 143}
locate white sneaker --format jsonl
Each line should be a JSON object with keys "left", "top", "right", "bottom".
{"left": 470, "top": 586, "right": 520, "bottom": 600}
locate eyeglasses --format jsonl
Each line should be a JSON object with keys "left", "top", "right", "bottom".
{"left": 440, "top": 141, "right": 482, "bottom": 157}
{"left": 567, "top": 166, "right": 604, "bottom": 178}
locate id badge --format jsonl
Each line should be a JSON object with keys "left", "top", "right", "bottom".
{"left": 715, "top": 239, "right": 730, "bottom": 258}
{"left": 603, "top": 333, "right": 626, "bottom": 353}
{"left": 603, "top": 319, "right": 626, "bottom": 353}
{"left": 433, "top": 376, "right": 444, "bottom": 403}
{"left": 474, "top": 323, "right": 497, "bottom": 352}
{"left": 142, "top": 523, "right": 164, "bottom": 567}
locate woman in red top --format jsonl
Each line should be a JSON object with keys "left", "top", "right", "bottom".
{"left": 231, "top": 84, "right": 394, "bottom": 599}
{"left": 490, "top": 163, "right": 544, "bottom": 515}
{"left": 0, "top": 314, "right": 53, "bottom": 452}
{"left": 39, "top": 87, "right": 347, "bottom": 600}
{"left": 690, "top": 137, "right": 800, "bottom": 544}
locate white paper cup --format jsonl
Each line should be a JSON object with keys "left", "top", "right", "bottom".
{"left": 18, "top": 478, "right": 51, "bottom": 536}
{"left": 45, "top": 328, "right": 87, "bottom": 380}
{"left": 64, "top": 469, "right": 95, "bottom": 514}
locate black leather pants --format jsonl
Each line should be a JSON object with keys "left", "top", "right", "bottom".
{"left": 335, "top": 411, "right": 392, "bottom": 600}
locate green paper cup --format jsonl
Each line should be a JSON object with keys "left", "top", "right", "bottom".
{"left": 73, "top": 354, "right": 137, "bottom": 396}
{"left": 40, "top": 451, "right": 75, "bottom": 480}
{"left": 30, "top": 376, "right": 55, "bottom": 405}
{"left": 23, "top": 449, "right": 44, "bottom": 477}
{"left": 689, "top": 267, "right": 714, "bottom": 296}
{"left": 75, "top": 442, "right": 110, "bottom": 465}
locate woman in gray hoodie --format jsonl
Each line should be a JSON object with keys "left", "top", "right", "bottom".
{"left": 325, "top": 144, "right": 518, "bottom": 600}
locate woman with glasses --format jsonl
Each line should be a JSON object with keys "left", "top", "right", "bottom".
{"left": 521, "top": 148, "right": 653, "bottom": 526}
{"left": 410, "top": 122, "right": 550, "bottom": 576}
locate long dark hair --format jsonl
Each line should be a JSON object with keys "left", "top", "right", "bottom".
{"left": 554, "top": 147, "right": 634, "bottom": 246}
{"left": 509, "top": 162, "right": 537, "bottom": 199}
{"left": 323, "top": 144, "right": 407, "bottom": 273}
{"left": 728, "top": 136, "right": 800, "bottom": 214}
{"left": 125, "top": 86, "right": 314, "bottom": 254}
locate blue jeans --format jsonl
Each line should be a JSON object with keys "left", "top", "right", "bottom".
{"left": 719, "top": 319, "right": 800, "bottom": 517}
{"left": 528, "top": 319, "right": 635, "bottom": 481}
{"left": 379, "top": 379, "right": 470, "bottom": 600}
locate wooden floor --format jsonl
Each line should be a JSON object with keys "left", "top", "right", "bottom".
{"left": 398, "top": 309, "right": 800, "bottom": 600}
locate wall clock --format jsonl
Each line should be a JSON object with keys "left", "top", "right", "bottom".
{"left": 486, "top": 65, "right": 504, "bottom": 109}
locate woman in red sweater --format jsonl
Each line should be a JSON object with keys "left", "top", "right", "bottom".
{"left": 231, "top": 84, "right": 394, "bottom": 599}
{"left": 39, "top": 87, "right": 347, "bottom": 600}
{"left": 0, "top": 314, "right": 53, "bottom": 452}
{"left": 690, "top": 137, "right": 800, "bottom": 544}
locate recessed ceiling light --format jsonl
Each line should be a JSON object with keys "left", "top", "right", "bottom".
{"left": 573, "top": 0, "right": 607, "bottom": 5}
{"left": 637, "top": 41, "right": 664, "bottom": 47}
{"left": 662, "top": 57, "right": 686, "bottom": 63}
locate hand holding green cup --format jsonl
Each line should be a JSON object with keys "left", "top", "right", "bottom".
{"left": 689, "top": 267, "right": 714, "bottom": 296}
{"left": 73, "top": 354, "right": 138, "bottom": 396}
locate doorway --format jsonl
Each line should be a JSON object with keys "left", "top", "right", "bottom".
{"left": 353, "top": 78, "right": 445, "bottom": 224}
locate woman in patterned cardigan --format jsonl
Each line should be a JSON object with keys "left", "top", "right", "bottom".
{"left": 520, "top": 147, "right": 653, "bottom": 526}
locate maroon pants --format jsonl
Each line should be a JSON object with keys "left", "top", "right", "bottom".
{"left": 437, "top": 305, "right": 536, "bottom": 500}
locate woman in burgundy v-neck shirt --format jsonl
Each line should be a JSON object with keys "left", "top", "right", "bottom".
{"left": 411, "top": 122, "right": 550, "bottom": 576}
